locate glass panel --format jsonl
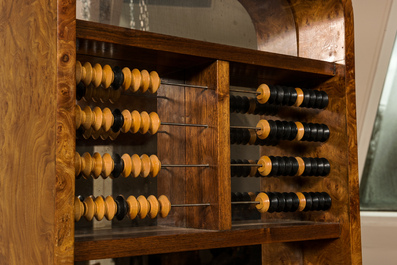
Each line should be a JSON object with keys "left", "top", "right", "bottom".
{"left": 76, "top": 0, "right": 257, "bottom": 50}
{"left": 360, "top": 37, "right": 397, "bottom": 211}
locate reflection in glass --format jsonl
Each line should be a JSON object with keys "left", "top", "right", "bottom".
{"left": 360, "top": 37, "right": 397, "bottom": 211}
{"left": 76, "top": 0, "right": 257, "bottom": 50}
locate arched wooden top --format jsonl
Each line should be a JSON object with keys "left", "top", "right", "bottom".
{"left": 238, "top": 0, "right": 350, "bottom": 64}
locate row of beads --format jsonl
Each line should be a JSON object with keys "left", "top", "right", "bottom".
{"left": 256, "top": 84, "right": 328, "bottom": 109}
{"left": 74, "top": 194, "right": 171, "bottom": 222}
{"left": 230, "top": 128, "right": 278, "bottom": 146}
{"left": 75, "top": 105, "right": 160, "bottom": 134}
{"left": 76, "top": 82, "right": 121, "bottom": 103}
{"left": 255, "top": 192, "right": 331, "bottom": 213}
{"left": 76, "top": 61, "right": 160, "bottom": 93}
{"left": 256, "top": 119, "right": 330, "bottom": 142}
{"left": 230, "top": 95, "right": 279, "bottom": 115}
{"left": 231, "top": 156, "right": 330, "bottom": 177}
{"left": 75, "top": 152, "right": 161, "bottom": 179}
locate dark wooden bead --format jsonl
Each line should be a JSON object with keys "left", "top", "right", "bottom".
{"left": 266, "top": 192, "right": 278, "bottom": 213}
{"left": 111, "top": 153, "right": 124, "bottom": 179}
{"left": 111, "top": 108, "right": 124, "bottom": 132}
{"left": 302, "top": 192, "right": 313, "bottom": 211}
{"left": 111, "top": 66, "right": 124, "bottom": 90}
{"left": 115, "top": 195, "right": 129, "bottom": 220}
{"left": 322, "top": 192, "right": 332, "bottom": 210}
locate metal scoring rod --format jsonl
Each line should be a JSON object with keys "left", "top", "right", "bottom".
{"left": 229, "top": 88, "right": 261, "bottom": 95}
{"left": 161, "top": 81, "right": 208, "bottom": 89}
{"left": 230, "top": 164, "right": 261, "bottom": 167}
{"left": 161, "top": 122, "right": 209, "bottom": 128}
{"left": 230, "top": 125, "right": 260, "bottom": 130}
{"left": 162, "top": 164, "right": 210, "bottom": 168}
{"left": 171, "top": 201, "right": 260, "bottom": 207}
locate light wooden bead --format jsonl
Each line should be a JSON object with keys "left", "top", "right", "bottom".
{"left": 102, "top": 64, "right": 114, "bottom": 89}
{"left": 255, "top": 192, "right": 270, "bottom": 213}
{"left": 131, "top": 154, "right": 142, "bottom": 178}
{"left": 108, "top": 130, "right": 120, "bottom": 141}
{"left": 256, "top": 120, "right": 270, "bottom": 140}
{"left": 76, "top": 61, "right": 83, "bottom": 84}
{"left": 100, "top": 87, "right": 111, "bottom": 103}
{"left": 256, "top": 84, "right": 271, "bottom": 104}
{"left": 75, "top": 152, "right": 82, "bottom": 176}
{"left": 92, "top": 128, "right": 102, "bottom": 140}
{"left": 295, "top": 122, "right": 305, "bottom": 141}
{"left": 248, "top": 130, "right": 257, "bottom": 145}
{"left": 258, "top": 156, "right": 272, "bottom": 176}
{"left": 158, "top": 195, "right": 171, "bottom": 218}
{"left": 296, "top": 192, "right": 306, "bottom": 211}
{"left": 149, "top": 71, "right": 161, "bottom": 93}
{"left": 84, "top": 84, "right": 93, "bottom": 101}
{"left": 121, "top": 154, "right": 132, "bottom": 178}
{"left": 149, "top": 155, "right": 161, "bottom": 178}
{"left": 140, "top": 69, "right": 150, "bottom": 93}
{"left": 75, "top": 105, "right": 83, "bottom": 129}
{"left": 74, "top": 196, "right": 85, "bottom": 221}
{"left": 92, "top": 63, "right": 103, "bottom": 88}
{"left": 109, "top": 88, "right": 121, "bottom": 104}
{"left": 130, "top": 68, "right": 141, "bottom": 92}
{"left": 248, "top": 192, "right": 257, "bottom": 209}
{"left": 81, "top": 152, "right": 93, "bottom": 178}
{"left": 102, "top": 107, "right": 114, "bottom": 132}
{"left": 248, "top": 160, "right": 257, "bottom": 176}
{"left": 248, "top": 98, "right": 256, "bottom": 114}
{"left": 105, "top": 196, "right": 117, "bottom": 220}
{"left": 147, "top": 195, "right": 160, "bottom": 219}
{"left": 294, "top": 88, "right": 304, "bottom": 107}
{"left": 295, "top": 157, "right": 305, "bottom": 176}
{"left": 84, "top": 195, "right": 96, "bottom": 221}
{"left": 94, "top": 196, "right": 106, "bottom": 221}
{"left": 127, "top": 196, "right": 139, "bottom": 219}
{"left": 101, "top": 153, "right": 114, "bottom": 178}
{"left": 82, "top": 127, "right": 93, "bottom": 140}
{"left": 82, "top": 106, "right": 94, "bottom": 130}
{"left": 140, "top": 111, "right": 150, "bottom": 134}
{"left": 121, "top": 110, "right": 132, "bottom": 133}
{"left": 137, "top": 195, "right": 149, "bottom": 219}
{"left": 149, "top": 112, "right": 161, "bottom": 134}
{"left": 91, "top": 84, "right": 101, "bottom": 103}
{"left": 140, "top": 154, "right": 151, "bottom": 178}
{"left": 99, "top": 128, "right": 110, "bottom": 140}
{"left": 122, "top": 67, "right": 132, "bottom": 91}
{"left": 82, "top": 62, "right": 93, "bottom": 86}
{"left": 92, "top": 152, "right": 103, "bottom": 179}
{"left": 92, "top": 107, "right": 103, "bottom": 131}
{"left": 130, "top": 110, "right": 141, "bottom": 134}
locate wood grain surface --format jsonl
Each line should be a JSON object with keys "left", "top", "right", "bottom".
{"left": 55, "top": 0, "right": 76, "bottom": 264}
{"left": 74, "top": 222, "right": 340, "bottom": 261}
{"left": 185, "top": 61, "right": 231, "bottom": 230}
{"left": 0, "top": 0, "right": 58, "bottom": 264}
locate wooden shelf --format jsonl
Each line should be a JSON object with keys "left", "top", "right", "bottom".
{"left": 74, "top": 221, "right": 340, "bottom": 261}
{"left": 76, "top": 19, "right": 336, "bottom": 87}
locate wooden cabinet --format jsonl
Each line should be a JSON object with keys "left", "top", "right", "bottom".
{"left": 0, "top": 0, "right": 362, "bottom": 264}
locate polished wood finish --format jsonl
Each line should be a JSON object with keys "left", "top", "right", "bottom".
{"left": 2, "top": 0, "right": 360, "bottom": 264}
{"left": 74, "top": 222, "right": 340, "bottom": 261}
{"left": 1, "top": 0, "right": 75, "bottom": 264}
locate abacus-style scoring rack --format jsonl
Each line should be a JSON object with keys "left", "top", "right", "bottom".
{"left": 1, "top": 0, "right": 361, "bottom": 264}
{"left": 70, "top": 13, "right": 360, "bottom": 262}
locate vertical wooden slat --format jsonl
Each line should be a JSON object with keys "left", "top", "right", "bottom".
{"left": 343, "top": 1, "right": 363, "bottom": 264}
{"left": 0, "top": 0, "right": 58, "bottom": 264}
{"left": 55, "top": 0, "right": 76, "bottom": 264}
{"left": 185, "top": 60, "right": 231, "bottom": 230}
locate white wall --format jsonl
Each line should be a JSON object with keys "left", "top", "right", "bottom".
{"left": 353, "top": 0, "right": 397, "bottom": 264}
